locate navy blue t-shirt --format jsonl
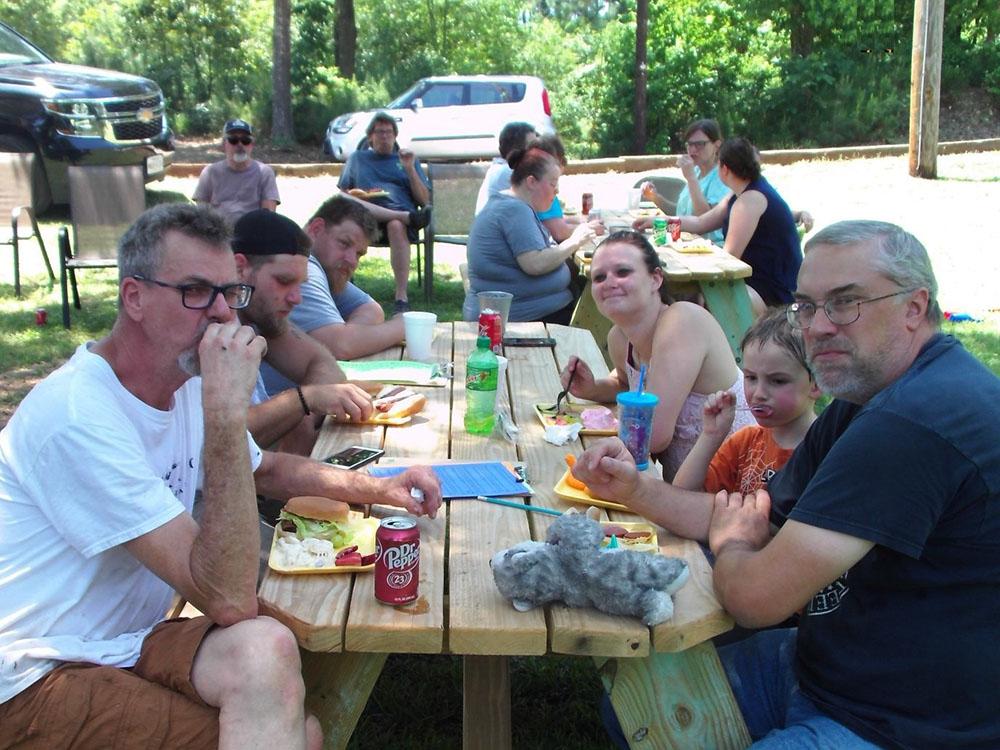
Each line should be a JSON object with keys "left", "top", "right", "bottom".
{"left": 722, "top": 176, "right": 801, "bottom": 304}
{"left": 338, "top": 148, "right": 429, "bottom": 213}
{"left": 768, "top": 334, "right": 1000, "bottom": 749}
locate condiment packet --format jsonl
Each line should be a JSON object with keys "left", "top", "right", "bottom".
{"left": 543, "top": 422, "right": 583, "bottom": 446}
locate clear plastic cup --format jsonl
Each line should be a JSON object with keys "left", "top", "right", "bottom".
{"left": 616, "top": 391, "right": 659, "bottom": 470}
{"left": 476, "top": 290, "right": 513, "bottom": 334}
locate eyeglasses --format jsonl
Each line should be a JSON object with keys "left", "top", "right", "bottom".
{"left": 686, "top": 139, "right": 710, "bottom": 149}
{"left": 226, "top": 136, "right": 253, "bottom": 146}
{"left": 786, "top": 289, "right": 915, "bottom": 330}
{"left": 132, "top": 275, "right": 254, "bottom": 310}
{"left": 371, "top": 128, "right": 396, "bottom": 137}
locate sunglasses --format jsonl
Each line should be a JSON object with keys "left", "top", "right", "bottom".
{"left": 226, "top": 136, "right": 253, "bottom": 146}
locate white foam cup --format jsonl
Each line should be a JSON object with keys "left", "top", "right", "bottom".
{"left": 403, "top": 311, "right": 437, "bottom": 361}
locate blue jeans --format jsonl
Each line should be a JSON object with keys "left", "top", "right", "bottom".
{"left": 717, "top": 628, "right": 881, "bottom": 749}
{"left": 601, "top": 628, "right": 881, "bottom": 749}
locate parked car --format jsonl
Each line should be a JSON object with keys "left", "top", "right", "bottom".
{"left": 0, "top": 21, "right": 173, "bottom": 211}
{"left": 324, "top": 75, "right": 556, "bottom": 163}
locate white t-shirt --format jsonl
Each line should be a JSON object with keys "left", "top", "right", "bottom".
{"left": 474, "top": 157, "right": 511, "bottom": 216}
{"left": 0, "top": 344, "right": 262, "bottom": 702}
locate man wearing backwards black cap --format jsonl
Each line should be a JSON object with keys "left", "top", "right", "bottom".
{"left": 232, "top": 209, "right": 373, "bottom": 454}
{"left": 194, "top": 118, "right": 280, "bottom": 223}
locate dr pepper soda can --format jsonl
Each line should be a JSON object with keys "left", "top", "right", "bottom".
{"left": 374, "top": 517, "right": 420, "bottom": 605}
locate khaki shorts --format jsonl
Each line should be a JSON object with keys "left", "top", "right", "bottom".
{"left": 0, "top": 617, "right": 219, "bottom": 750}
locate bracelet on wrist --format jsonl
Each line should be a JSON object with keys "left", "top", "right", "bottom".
{"left": 295, "top": 386, "right": 310, "bottom": 416}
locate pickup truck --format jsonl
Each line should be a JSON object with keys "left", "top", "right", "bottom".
{"left": 0, "top": 21, "right": 173, "bottom": 211}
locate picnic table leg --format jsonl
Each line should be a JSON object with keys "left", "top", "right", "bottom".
{"left": 698, "top": 279, "right": 754, "bottom": 367}
{"left": 299, "top": 649, "right": 388, "bottom": 750}
{"left": 462, "top": 655, "right": 511, "bottom": 750}
{"left": 596, "top": 643, "right": 751, "bottom": 750}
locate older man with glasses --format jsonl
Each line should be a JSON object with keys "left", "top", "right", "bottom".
{"left": 576, "top": 219, "right": 1000, "bottom": 749}
{"left": 0, "top": 204, "right": 441, "bottom": 749}
{"left": 193, "top": 118, "right": 281, "bottom": 223}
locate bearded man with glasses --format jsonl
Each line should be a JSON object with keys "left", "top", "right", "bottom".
{"left": 0, "top": 204, "right": 442, "bottom": 749}
{"left": 193, "top": 118, "right": 281, "bottom": 223}
{"left": 576, "top": 219, "right": 1000, "bottom": 749}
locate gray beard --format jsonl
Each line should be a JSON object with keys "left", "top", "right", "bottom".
{"left": 178, "top": 348, "right": 200, "bottom": 376}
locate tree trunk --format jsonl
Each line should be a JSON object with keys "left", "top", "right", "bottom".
{"left": 788, "top": 0, "right": 814, "bottom": 57}
{"left": 335, "top": 0, "right": 357, "bottom": 79}
{"left": 272, "top": 0, "right": 294, "bottom": 143}
{"left": 632, "top": 0, "right": 648, "bottom": 154}
{"left": 908, "top": 0, "right": 944, "bottom": 178}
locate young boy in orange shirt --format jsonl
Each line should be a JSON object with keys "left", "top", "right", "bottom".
{"left": 674, "top": 308, "right": 820, "bottom": 494}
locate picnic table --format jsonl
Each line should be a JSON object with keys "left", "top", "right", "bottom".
{"left": 570, "top": 209, "right": 755, "bottom": 366}
{"left": 257, "top": 321, "right": 750, "bottom": 749}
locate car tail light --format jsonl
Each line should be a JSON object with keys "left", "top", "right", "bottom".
{"left": 542, "top": 88, "right": 552, "bottom": 117}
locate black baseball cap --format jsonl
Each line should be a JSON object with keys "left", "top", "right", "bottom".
{"left": 231, "top": 210, "right": 311, "bottom": 257}
{"left": 223, "top": 119, "right": 254, "bottom": 136}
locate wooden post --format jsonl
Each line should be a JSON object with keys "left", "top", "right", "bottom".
{"left": 908, "top": 0, "right": 945, "bottom": 178}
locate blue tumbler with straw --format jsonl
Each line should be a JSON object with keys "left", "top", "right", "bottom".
{"left": 616, "top": 391, "right": 658, "bottom": 469}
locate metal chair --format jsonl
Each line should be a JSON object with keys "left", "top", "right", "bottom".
{"left": 60, "top": 165, "right": 145, "bottom": 328}
{"left": 426, "top": 162, "right": 489, "bottom": 300}
{"left": 0, "top": 153, "right": 55, "bottom": 297}
{"left": 633, "top": 175, "right": 685, "bottom": 214}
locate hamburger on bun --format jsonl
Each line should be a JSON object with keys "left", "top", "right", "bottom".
{"left": 279, "top": 496, "right": 352, "bottom": 546}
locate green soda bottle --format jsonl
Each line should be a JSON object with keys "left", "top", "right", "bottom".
{"left": 465, "top": 335, "right": 498, "bottom": 435}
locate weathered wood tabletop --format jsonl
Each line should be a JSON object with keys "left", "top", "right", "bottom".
{"left": 258, "top": 322, "right": 749, "bottom": 750}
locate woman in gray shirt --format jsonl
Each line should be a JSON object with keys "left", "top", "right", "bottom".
{"left": 463, "top": 147, "right": 601, "bottom": 323}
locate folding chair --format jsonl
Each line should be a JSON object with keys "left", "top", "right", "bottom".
{"left": 425, "top": 162, "right": 489, "bottom": 301}
{"left": 633, "top": 175, "right": 686, "bottom": 214}
{"left": 60, "top": 164, "right": 145, "bottom": 328}
{"left": 0, "top": 153, "right": 55, "bottom": 297}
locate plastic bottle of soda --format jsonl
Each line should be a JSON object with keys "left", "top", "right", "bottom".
{"left": 465, "top": 335, "right": 498, "bottom": 435}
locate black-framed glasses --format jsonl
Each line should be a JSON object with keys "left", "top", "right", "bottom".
{"left": 226, "top": 136, "right": 253, "bottom": 146}
{"left": 132, "top": 275, "right": 254, "bottom": 310}
{"left": 686, "top": 139, "right": 710, "bottom": 149}
{"left": 786, "top": 289, "right": 915, "bottom": 330}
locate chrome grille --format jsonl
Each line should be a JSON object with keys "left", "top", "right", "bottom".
{"left": 94, "top": 93, "right": 168, "bottom": 143}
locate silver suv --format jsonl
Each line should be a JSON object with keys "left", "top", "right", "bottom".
{"left": 323, "top": 75, "right": 556, "bottom": 162}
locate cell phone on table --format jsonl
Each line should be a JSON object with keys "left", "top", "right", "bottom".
{"left": 323, "top": 446, "right": 384, "bottom": 470}
{"left": 503, "top": 336, "right": 556, "bottom": 348}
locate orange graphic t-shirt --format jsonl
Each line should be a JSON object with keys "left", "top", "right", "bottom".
{"left": 704, "top": 425, "right": 795, "bottom": 495}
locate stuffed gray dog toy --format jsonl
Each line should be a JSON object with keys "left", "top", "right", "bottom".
{"left": 490, "top": 510, "right": 689, "bottom": 626}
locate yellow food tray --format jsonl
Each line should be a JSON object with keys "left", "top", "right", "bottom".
{"left": 534, "top": 403, "right": 618, "bottom": 436}
{"left": 553, "top": 468, "right": 629, "bottom": 512}
{"left": 268, "top": 511, "right": 380, "bottom": 574}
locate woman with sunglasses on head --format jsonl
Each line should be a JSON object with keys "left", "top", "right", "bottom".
{"left": 561, "top": 230, "right": 755, "bottom": 480}
{"left": 637, "top": 137, "right": 803, "bottom": 315}
{"left": 463, "top": 146, "right": 601, "bottom": 324}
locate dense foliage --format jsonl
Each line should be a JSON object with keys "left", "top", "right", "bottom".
{"left": 4, "top": 0, "right": 998, "bottom": 155}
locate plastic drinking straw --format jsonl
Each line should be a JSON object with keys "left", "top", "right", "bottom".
{"left": 476, "top": 496, "right": 562, "bottom": 517}
{"left": 636, "top": 363, "right": 647, "bottom": 394}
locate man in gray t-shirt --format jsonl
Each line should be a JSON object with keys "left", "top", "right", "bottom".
{"left": 193, "top": 119, "right": 280, "bottom": 224}
{"left": 262, "top": 196, "right": 406, "bottom": 395}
